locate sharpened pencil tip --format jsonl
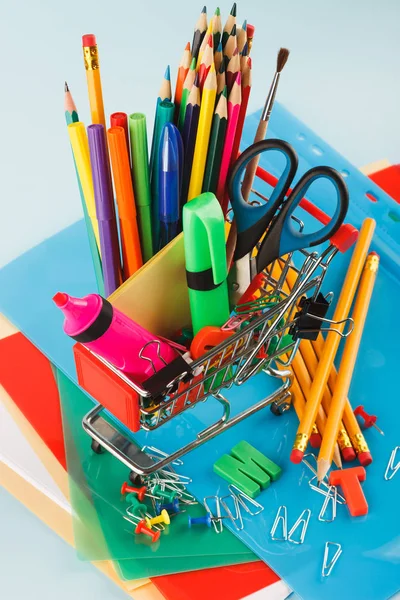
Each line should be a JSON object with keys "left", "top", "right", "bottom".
{"left": 242, "top": 19, "right": 247, "bottom": 30}
{"left": 64, "top": 81, "right": 69, "bottom": 92}
{"left": 215, "top": 6, "right": 220, "bottom": 15}
{"left": 190, "top": 57, "right": 197, "bottom": 69}
{"left": 230, "top": 24, "right": 236, "bottom": 36}
{"left": 164, "top": 65, "right": 170, "bottom": 80}
{"left": 241, "top": 41, "right": 248, "bottom": 56}
{"left": 230, "top": 2, "right": 237, "bottom": 16}
{"left": 185, "top": 41, "right": 190, "bottom": 50}
{"left": 217, "top": 41, "right": 222, "bottom": 53}
{"left": 194, "top": 72, "right": 200, "bottom": 86}
{"left": 202, "top": 5, "right": 207, "bottom": 13}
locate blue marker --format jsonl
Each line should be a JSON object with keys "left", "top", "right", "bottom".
{"left": 158, "top": 123, "right": 181, "bottom": 250}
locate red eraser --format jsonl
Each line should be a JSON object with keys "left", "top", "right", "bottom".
{"left": 329, "top": 466, "right": 368, "bottom": 517}
{"left": 82, "top": 34, "right": 97, "bottom": 47}
{"left": 290, "top": 449, "right": 304, "bottom": 464}
{"left": 341, "top": 446, "right": 357, "bottom": 462}
{"left": 309, "top": 433, "right": 322, "bottom": 448}
{"left": 358, "top": 451, "right": 373, "bottom": 467}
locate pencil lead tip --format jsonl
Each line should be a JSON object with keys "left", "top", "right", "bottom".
{"left": 235, "top": 70, "right": 241, "bottom": 84}
{"left": 202, "top": 5, "right": 207, "bottom": 13}
{"left": 222, "top": 85, "right": 228, "bottom": 98}
{"left": 185, "top": 41, "right": 190, "bottom": 50}
{"left": 208, "top": 32, "right": 213, "bottom": 46}
{"left": 215, "top": 6, "right": 220, "bottom": 15}
{"left": 277, "top": 47, "right": 290, "bottom": 72}
{"left": 64, "top": 81, "right": 69, "bottom": 92}
{"left": 230, "top": 24, "right": 236, "bottom": 36}
{"left": 247, "top": 56, "right": 252, "bottom": 68}
{"left": 164, "top": 65, "right": 171, "bottom": 80}
{"left": 241, "top": 41, "right": 248, "bottom": 56}
{"left": 217, "top": 40, "right": 222, "bottom": 52}
{"left": 242, "top": 19, "right": 247, "bottom": 29}
{"left": 190, "top": 57, "right": 197, "bottom": 69}
{"left": 230, "top": 2, "right": 237, "bottom": 16}
{"left": 194, "top": 72, "right": 200, "bottom": 86}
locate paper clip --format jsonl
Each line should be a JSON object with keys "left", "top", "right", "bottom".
{"left": 142, "top": 445, "right": 184, "bottom": 466}
{"left": 288, "top": 509, "right": 311, "bottom": 544}
{"left": 220, "top": 494, "right": 244, "bottom": 531}
{"left": 308, "top": 476, "right": 346, "bottom": 505}
{"left": 228, "top": 485, "right": 264, "bottom": 516}
{"left": 322, "top": 542, "right": 343, "bottom": 577}
{"left": 270, "top": 506, "right": 288, "bottom": 541}
{"left": 318, "top": 486, "right": 337, "bottom": 522}
{"left": 203, "top": 496, "right": 224, "bottom": 533}
{"left": 384, "top": 446, "right": 400, "bottom": 481}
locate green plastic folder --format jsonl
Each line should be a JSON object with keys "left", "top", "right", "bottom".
{"left": 56, "top": 369, "right": 255, "bottom": 578}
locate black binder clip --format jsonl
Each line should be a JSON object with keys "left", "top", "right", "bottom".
{"left": 289, "top": 293, "right": 330, "bottom": 341}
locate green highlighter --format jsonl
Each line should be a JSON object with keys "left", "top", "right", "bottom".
{"left": 183, "top": 192, "right": 230, "bottom": 335}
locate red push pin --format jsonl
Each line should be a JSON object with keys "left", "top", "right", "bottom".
{"left": 121, "top": 482, "right": 147, "bottom": 502}
{"left": 354, "top": 405, "right": 384, "bottom": 436}
{"left": 135, "top": 519, "right": 161, "bottom": 543}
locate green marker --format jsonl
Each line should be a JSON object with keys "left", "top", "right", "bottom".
{"left": 129, "top": 113, "right": 153, "bottom": 262}
{"left": 183, "top": 192, "right": 230, "bottom": 335}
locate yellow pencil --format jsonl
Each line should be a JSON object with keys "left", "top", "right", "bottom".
{"left": 82, "top": 34, "right": 106, "bottom": 128}
{"left": 188, "top": 63, "right": 217, "bottom": 200}
{"left": 317, "top": 252, "right": 379, "bottom": 481}
{"left": 68, "top": 122, "right": 100, "bottom": 252}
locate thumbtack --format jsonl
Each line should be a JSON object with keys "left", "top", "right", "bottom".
{"left": 156, "top": 498, "right": 180, "bottom": 515}
{"left": 354, "top": 405, "right": 384, "bottom": 435}
{"left": 153, "top": 485, "right": 178, "bottom": 503}
{"left": 135, "top": 519, "right": 161, "bottom": 543}
{"left": 145, "top": 509, "right": 171, "bottom": 528}
{"left": 121, "top": 482, "right": 148, "bottom": 501}
{"left": 125, "top": 494, "right": 147, "bottom": 517}
{"left": 188, "top": 514, "right": 212, "bottom": 528}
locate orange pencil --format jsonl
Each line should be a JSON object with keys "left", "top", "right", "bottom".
{"left": 198, "top": 33, "right": 214, "bottom": 91}
{"left": 174, "top": 42, "right": 192, "bottom": 121}
{"left": 107, "top": 126, "right": 143, "bottom": 279}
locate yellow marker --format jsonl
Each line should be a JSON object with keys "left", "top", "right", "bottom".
{"left": 68, "top": 122, "right": 100, "bottom": 252}
{"left": 82, "top": 34, "right": 106, "bottom": 128}
{"left": 187, "top": 64, "right": 217, "bottom": 201}
{"left": 145, "top": 509, "right": 170, "bottom": 528}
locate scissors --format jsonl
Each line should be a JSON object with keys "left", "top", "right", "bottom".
{"left": 227, "top": 138, "right": 349, "bottom": 301}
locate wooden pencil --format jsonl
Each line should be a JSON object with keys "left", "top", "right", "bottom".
{"left": 202, "top": 86, "right": 228, "bottom": 194}
{"left": 181, "top": 75, "right": 201, "bottom": 206}
{"left": 226, "top": 46, "right": 240, "bottom": 92}
{"left": 198, "top": 33, "right": 214, "bottom": 91}
{"left": 174, "top": 42, "right": 192, "bottom": 122}
{"left": 192, "top": 6, "right": 207, "bottom": 60}
{"left": 224, "top": 24, "right": 237, "bottom": 61}
{"left": 212, "top": 6, "right": 222, "bottom": 49}
{"left": 197, "top": 17, "right": 213, "bottom": 68}
{"left": 216, "top": 59, "right": 226, "bottom": 100}
{"left": 187, "top": 63, "right": 217, "bottom": 200}
{"left": 216, "top": 71, "right": 241, "bottom": 212}
{"left": 246, "top": 23, "right": 255, "bottom": 53}
{"left": 237, "top": 20, "right": 247, "bottom": 54}
{"left": 158, "top": 65, "right": 172, "bottom": 102}
{"left": 214, "top": 40, "right": 223, "bottom": 73}
{"left": 178, "top": 57, "right": 197, "bottom": 131}
{"left": 240, "top": 42, "right": 249, "bottom": 71}
{"left": 222, "top": 2, "right": 237, "bottom": 48}
{"left": 230, "top": 56, "right": 252, "bottom": 165}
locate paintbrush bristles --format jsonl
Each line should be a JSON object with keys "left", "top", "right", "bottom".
{"left": 277, "top": 47, "right": 290, "bottom": 72}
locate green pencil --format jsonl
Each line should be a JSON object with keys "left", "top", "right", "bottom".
{"left": 64, "top": 82, "right": 104, "bottom": 295}
{"left": 202, "top": 86, "right": 228, "bottom": 194}
{"left": 178, "top": 57, "right": 196, "bottom": 132}
{"left": 129, "top": 113, "right": 154, "bottom": 262}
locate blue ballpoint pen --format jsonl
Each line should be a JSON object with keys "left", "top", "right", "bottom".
{"left": 158, "top": 123, "right": 180, "bottom": 250}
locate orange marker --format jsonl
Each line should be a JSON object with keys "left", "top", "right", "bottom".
{"left": 107, "top": 126, "right": 143, "bottom": 279}
{"left": 329, "top": 467, "right": 368, "bottom": 517}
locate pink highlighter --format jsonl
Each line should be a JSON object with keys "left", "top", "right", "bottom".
{"left": 53, "top": 292, "right": 178, "bottom": 384}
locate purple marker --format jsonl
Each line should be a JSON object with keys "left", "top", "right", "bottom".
{"left": 88, "top": 124, "right": 121, "bottom": 296}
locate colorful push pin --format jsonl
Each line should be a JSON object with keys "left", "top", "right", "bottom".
{"left": 135, "top": 519, "right": 161, "bottom": 543}
{"left": 125, "top": 494, "right": 147, "bottom": 517}
{"left": 156, "top": 498, "right": 180, "bottom": 515}
{"left": 121, "top": 482, "right": 147, "bottom": 501}
{"left": 145, "top": 509, "right": 170, "bottom": 528}
{"left": 354, "top": 405, "right": 384, "bottom": 435}
{"left": 188, "top": 513, "right": 212, "bottom": 528}
{"left": 153, "top": 485, "right": 178, "bottom": 503}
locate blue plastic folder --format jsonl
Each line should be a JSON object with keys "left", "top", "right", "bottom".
{"left": 1, "top": 103, "right": 399, "bottom": 600}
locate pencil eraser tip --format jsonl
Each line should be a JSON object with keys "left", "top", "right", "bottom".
{"left": 82, "top": 34, "right": 96, "bottom": 47}
{"left": 358, "top": 451, "right": 373, "bottom": 467}
{"left": 341, "top": 447, "right": 357, "bottom": 462}
{"left": 309, "top": 433, "right": 322, "bottom": 448}
{"left": 53, "top": 292, "right": 68, "bottom": 308}
{"left": 290, "top": 449, "right": 304, "bottom": 464}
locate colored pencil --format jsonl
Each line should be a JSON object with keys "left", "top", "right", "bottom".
{"left": 128, "top": 113, "right": 153, "bottom": 262}
{"left": 197, "top": 18, "right": 213, "bottom": 69}
{"left": 82, "top": 34, "right": 106, "bottom": 128}
{"left": 216, "top": 59, "right": 226, "bottom": 100}
{"left": 237, "top": 20, "right": 247, "bottom": 54}
{"left": 212, "top": 7, "right": 222, "bottom": 49}
{"left": 174, "top": 42, "right": 192, "bottom": 122}
{"left": 158, "top": 65, "right": 172, "bottom": 103}
{"left": 216, "top": 71, "right": 241, "bottom": 212}
{"left": 224, "top": 24, "right": 237, "bottom": 61}
{"left": 108, "top": 126, "right": 143, "bottom": 279}
{"left": 230, "top": 56, "right": 252, "bottom": 164}
{"left": 110, "top": 112, "right": 130, "bottom": 155}
{"left": 181, "top": 75, "right": 201, "bottom": 205}
{"left": 198, "top": 33, "right": 214, "bottom": 91}
{"left": 240, "top": 42, "right": 249, "bottom": 71}
{"left": 317, "top": 251, "right": 379, "bottom": 481}
{"left": 214, "top": 40, "right": 223, "bottom": 73}
{"left": 64, "top": 84, "right": 104, "bottom": 295}
{"left": 246, "top": 23, "right": 255, "bottom": 53}
{"left": 192, "top": 6, "right": 207, "bottom": 60}
{"left": 290, "top": 218, "right": 376, "bottom": 464}
{"left": 187, "top": 63, "right": 217, "bottom": 200}
{"left": 222, "top": 2, "right": 237, "bottom": 48}
{"left": 178, "top": 57, "right": 197, "bottom": 131}
{"left": 202, "top": 86, "right": 228, "bottom": 194}
{"left": 226, "top": 46, "right": 240, "bottom": 92}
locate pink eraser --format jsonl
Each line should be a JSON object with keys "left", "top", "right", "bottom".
{"left": 341, "top": 446, "right": 357, "bottom": 462}
{"left": 82, "top": 34, "right": 97, "bottom": 47}
{"left": 358, "top": 451, "right": 373, "bottom": 467}
{"left": 309, "top": 433, "right": 322, "bottom": 448}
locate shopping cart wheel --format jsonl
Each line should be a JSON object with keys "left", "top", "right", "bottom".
{"left": 91, "top": 439, "right": 104, "bottom": 454}
{"left": 270, "top": 401, "right": 290, "bottom": 416}
{"left": 129, "top": 471, "right": 143, "bottom": 486}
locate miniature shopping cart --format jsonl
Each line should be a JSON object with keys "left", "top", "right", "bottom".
{"left": 75, "top": 163, "right": 356, "bottom": 479}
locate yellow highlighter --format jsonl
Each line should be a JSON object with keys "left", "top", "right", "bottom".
{"left": 68, "top": 122, "right": 101, "bottom": 252}
{"left": 82, "top": 34, "right": 106, "bottom": 128}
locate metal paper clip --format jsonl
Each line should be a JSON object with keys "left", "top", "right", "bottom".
{"left": 288, "top": 509, "right": 311, "bottom": 544}
{"left": 138, "top": 341, "right": 167, "bottom": 374}
{"left": 308, "top": 476, "right": 346, "bottom": 505}
{"left": 270, "top": 506, "right": 288, "bottom": 541}
{"left": 384, "top": 446, "right": 400, "bottom": 481}
{"left": 220, "top": 494, "right": 244, "bottom": 531}
{"left": 204, "top": 496, "right": 223, "bottom": 533}
{"left": 142, "top": 446, "right": 184, "bottom": 466}
{"left": 318, "top": 486, "right": 337, "bottom": 522}
{"left": 228, "top": 485, "right": 264, "bottom": 516}
{"left": 322, "top": 542, "right": 342, "bottom": 577}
